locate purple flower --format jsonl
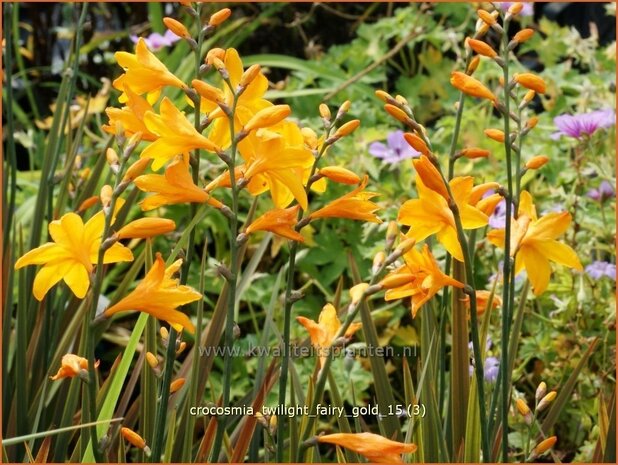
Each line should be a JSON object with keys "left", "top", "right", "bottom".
{"left": 587, "top": 181, "right": 615, "bottom": 202}
{"left": 130, "top": 30, "right": 181, "bottom": 51}
{"left": 585, "top": 261, "right": 616, "bottom": 280}
{"left": 551, "top": 109, "right": 616, "bottom": 140}
{"left": 469, "top": 355, "right": 500, "bottom": 383}
{"left": 487, "top": 199, "right": 516, "bottom": 229}
{"left": 368, "top": 130, "right": 419, "bottom": 164}
{"left": 498, "top": 2, "right": 534, "bottom": 17}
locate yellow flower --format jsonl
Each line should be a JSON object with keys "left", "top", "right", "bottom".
{"left": 382, "top": 244, "right": 464, "bottom": 317}
{"left": 296, "top": 303, "right": 361, "bottom": 368}
{"left": 113, "top": 38, "right": 186, "bottom": 101}
{"left": 487, "top": 190, "right": 582, "bottom": 295}
{"left": 134, "top": 157, "right": 223, "bottom": 211}
{"left": 103, "top": 86, "right": 157, "bottom": 141}
{"left": 398, "top": 157, "right": 489, "bottom": 261}
{"left": 141, "top": 97, "right": 220, "bottom": 171}
{"left": 309, "top": 175, "right": 381, "bottom": 223}
{"left": 103, "top": 253, "right": 200, "bottom": 333}
{"left": 237, "top": 121, "right": 314, "bottom": 209}
{"left": 50, "top": 354, "right": 99, "bottom": 381}
{"left": 15, "top": 207, "right": 133, "bottom": 300}
{"left": 245, "top": 206, "right": 304, "bottom": 242}
{"left": 318, "top": 432, "right": 417, "bottom": 463}
{"left": 196, "top": 48, "right": 271, "bottom": 148}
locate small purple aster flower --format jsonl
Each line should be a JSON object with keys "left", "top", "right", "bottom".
{"left": 587, "top": 181, "right": 615, "bottom": 202}
{"left": 498, "top": 2, "right": 534, "bottom": 17}
{"left": 368, "top": 130, "right": 420, "bottom": 164}
{"left": 469, "top": 355, "right": 500, "bottom": 383}
{"left": 130, "top": 30, "right": 181, "bottom": 51}
{"left": 487, "top": 199, "right": 516, "bottom": 229}
{"left": 585, "top": 261, "right": 616, "bottom": 280}
{"left": 551, "top": 109, "right": 616, "bottom": 140}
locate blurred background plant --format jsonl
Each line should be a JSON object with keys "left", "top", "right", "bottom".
{"left": 3, "top": 2, "right": 615, "bottom": 463}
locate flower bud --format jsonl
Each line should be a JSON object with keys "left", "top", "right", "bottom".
{"left": 319, "top": 166, "right": 361, "bottom": 185}
{"left": 77, "top": 196, "right": 99, "bottom": 213}
{"left": 243, "top": 105, "right": 291, "bottom": 132}
{"left": 375, "top": 89, "right": 394, "bottom": 103}
{"left": 116, "top": 218, "right": 176, "bottom": 239}
{"left": 484, "top": 128, "right": 505, "bottom": 142}
{"left": 516, "top": 398, "right": 533, "bottom": 425}
{"left": 513, "top": 73, "right": 546, "bottom": 94}
{"left": 333, "top": 119, "right": 360, "bottom": 139}
{"left": 535, "top": 382, "right": 547, "bottom": 402}
{"left": 467, "top": 38, "right": 497, "bottom": 58}
{"left": 301, "top": 127, "right": 318, "bottom": 149}
{"left": 537, "top": 391, "right": 557, "bottom": 412}
{"left": 319, "top": 103, "right": 331, "bottom": 120}
{"left": 450, "top": 71, "right": 496, "bottom": 102}
{"left": 372, "top": 251, "right": 386, "bottom": 274}
{"left": 395, "top": 95, "right": 409, "bottom": 106}
{"left": 403, "top": 132, "right": 430, "bottom": 155}
{"left": 508, "top": 3, "right": 524, "bottom": 15}
{"left": 192, "top": 79, "right": 225, "bottom": 103}
{"left": 170, "top": 378, "right": 186, "bottom": 393}
{"left": 163, "top": 17, "right": 191, "bottom": 39}
{"left": 526, "top": 116, "right": 539, "bottom": 130}
{"left": 395, "top": 238, "right": 416, "bottom": 254}
{"left": 384, "top": 104, "right": 409, "bottom": 123}
{"left": 459, "top": 147, "right": 490, "bottom": 159}
{"left": 209, "top": 8, "right": 231, "bottom": 26}
{"left": 513, "top": 28, "right": 534, "bottom": 44}
{"left": 146, "top": 352, "right": 159, "bottom": 369}
{"left": 467, "top": 55, "right": 481, "bottom": 75}
{"left": 123, "top": 157, "right": 151, "bottom": 182}
{"left": 380, "top": 273, "right": 412, "bottom": 289}
{"left": 531, "top": 436, "right": 557, "bottom": 458}
{"left": 349, "top": 283, "right": 370, "bottom": 305}
{"left": 160, "top": 326, "right": 169, "bottom": 340}
{"left": 337, "top": 100, "right": 351, "bottom": 117}
{"left": 477, "top": 9, "right": 497, "bottom": 25}
{"left": 100, "top": 185, "right": 113, "bottom": 208}
{"left": 106, "top": 148, "right": 119, "bottom": 167}
{"left": 525, "top": 155, "right": 549, "bottom": 170}
{"left": 239, "top": 64, "right": 261, "bottom": 88}
{"left": 205, "top": 48, "right": 225, "bottom": 65}
{"left": 386, "top": 221, "right": 399, "bottom": 243}
{"left": 121, "top": 427, "right": 151, "bottom": 456}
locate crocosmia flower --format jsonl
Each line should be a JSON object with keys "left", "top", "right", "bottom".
{"left": 369, "top": 130, "right": 419, "bottom": 164}
{"left": 318, "top": 432, "right": 417, "bottom": 463}
{"left": 15, "top": 206, "right": 133, "bottom": 300}
{"left": 551, "top": 109, "right": 616, "bottom": 139}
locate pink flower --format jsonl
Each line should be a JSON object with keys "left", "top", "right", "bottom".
{"left": 552, "top": 109, "right": 616, "bottom": 139}
{"left": 130, "top": 30, "right": 180, "bottom": 52}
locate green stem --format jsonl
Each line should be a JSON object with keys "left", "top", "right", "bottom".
{"left": 499, "top": 18, "right": 514, "bottom": 462}
{"left": 210, "top": 82, "right": 241, "bottom": 463}
{"left": 275, "top": 122, "right": 334, "bottom": 462}
{"left": 150, "top": 326, "right": 178, "bottom": 461}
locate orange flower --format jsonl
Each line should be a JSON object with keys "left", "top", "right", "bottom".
{"left": 487, "top": 191, "right": 582, "bottom": 295}
{"left": 297, "top": 303, "right": 361, "bottom": 367}
{"left": 450, "top": 71, "right": 496, "bottom": 102}
{"left": 245, "top": 206, "right": 304, "bottom": 242}
{"left": 134, "top": 157, "right": 223, "bottom": 211}
{"left": 113, "top": 38, "right": 185, "bottom": 102}
{"left": 103, "top": 86, "right": 157, "bottom": 141}
{"left": 309, "top": 175, "right": 381, "bottom": 223}
{"left": 464, "top": 290, "right": 502, "bottom": 315}
{"left": 141, "top": 97, "right": 220, "bottom": 171}
{"left": 233, "top": 121, "right": 314, "bottom": 209}
{"left": 383, "top": 244, "right": 464, "bottom": 317}
{"left": 318, "top": 432, "right": 417, "bottom": 463}
{"left": 116, "top": 218, "right": 176, "bottom": 239}
{"left": 50, "top": 354, "right": 100, "bottom": 381}
{"left": 103, "top": 253, "right": 200, "bottom": 333}
{"left": 197, "top": 48, "right": 271, "bottom": 148}
{"left": 15, "top": 206, "right": 133, "bottom": 300}
{"left": 513, "top": 73, "right": 546, "bottom": 94}
{"left": 399, "top": 161, "right": 489, "bottom": 261}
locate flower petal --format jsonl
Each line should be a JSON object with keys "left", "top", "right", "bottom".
{"left": 538, "top": 240, "right": 582, "bottom": 271}
{"left": 520, "top": 245, "right": 551, "bottom": 295}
